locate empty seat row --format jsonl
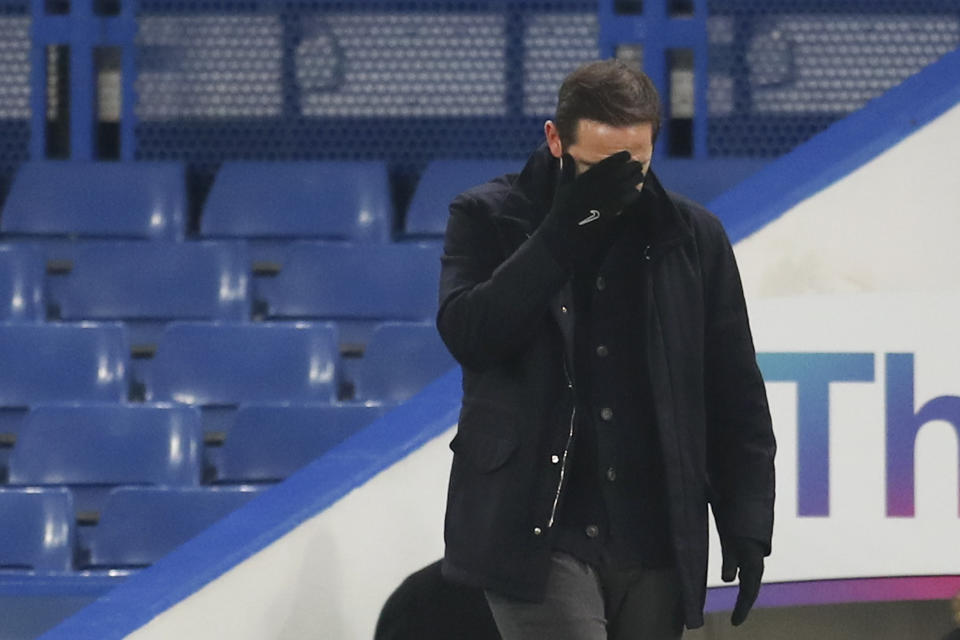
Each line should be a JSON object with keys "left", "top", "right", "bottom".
{"left": 0, "top": 241, "right": 441, "bottom": 335}
{"left": 0, "top": 486, "right": 263, "bottom": 572}
{"left": 2, "top": 403, "right": 385, "bottom": 501}
{"left": 0, "top": 159, "right": 521, "bottom": 243}
{"left": 0, "top": 321, "right": 452, "bottom": 410}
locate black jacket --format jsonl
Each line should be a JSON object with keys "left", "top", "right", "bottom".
{"left": 436, "top": 145, "right": 776, "bottom": 629}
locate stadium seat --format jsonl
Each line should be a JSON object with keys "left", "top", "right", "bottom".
{"left": 0, "top": 323, "right": 129, "bottom": 408}
{"left": 0, "top": 488, "right": 75, "bottom": 572}
{"left": 86, "top": 486, "right": 264, "bottom": 568}
{"left": 352, "top": 322, "right": 456, "bottom": 404}
{"left": 217, "top": 403, "right": 387, "bottom": 483}
{"left": 404, "top": 159, "right": 523, "bottom": 236}
{"left": 201, "top": 161, "right": 393, "bottom": 244}
{"left": 256, "top": 242, "right": 441, "bottom": 330}
{"left": 0, "top": 162, "right": 186, "bottom": 241}
{"left": 7, "top": 404, "right": 202, "bottom": 517}
{"left": 46, "top": 241, "right": 250, "bottom": 346}
{"left": 0, "top": 244, "right": 44, "bottom": 323}
{"left": 146, "top": 322, "right": 340, "bottom": 407}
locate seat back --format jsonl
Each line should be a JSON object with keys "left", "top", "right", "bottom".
{"left": 201, "top": 162, "right": 393, "bottom": 242}
{"left": 87, "top": 486, "right": 263, "bottom": 568}
{"left": 8, "top": 404, "right": 202, "bottom": 487}
{"left": 404, "top": 159, "right": 523, "bottom": 236}
{"left": 257, "top": 242, "right": 441, "bottom": 321}
{"left": 353, "top": 322, "right": 455, "bottom": 404}
{"left": 147, "top": 322, "right": 340, "bottom": 405}
{"left": 219, "top": 403, "right": 386, "bottom": 482}
{"left": 0, "top": 488, "right": 75, "bottom": 572}
{"left": 0, "top": 244, "right": 44, "bottom": 322}
{"left": 48, "top": 241, "right": 250, "bottom": 322}
{"left": 0, "top": 323, "right": 129, "bottom": 407}
{"left": 1, "top": 162, "right": 186, "bottom": 240}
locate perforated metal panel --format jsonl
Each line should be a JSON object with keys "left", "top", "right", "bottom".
{"left": 0, "top": 10, "right": 31, "bottom": 200}
{"left": 706, "top": 0, "right": 960, "bottom": 156}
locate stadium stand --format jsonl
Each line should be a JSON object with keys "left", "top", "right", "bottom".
{"left": 45, "top": 241, "right": 250, "bottom": 346}
{"left": 0, "top": 488, "right": 75, "bottom": 572}
{"left": 0, "top": 244, "right": 44, "bottom": 323}
{"left": 216, "top": 403, "right": 387, "bottom": 483}
{"left": 200, "top": 161, "right": 394, "bottom": 260}
{"left": 7, "top": 404, "right": 202, "bottom": 520}
{"left": 0, "top": 162, "right": 186, "bottom": 242}
{"left": 403, "top": 159, "right": 524, "bottom": 237}
{"left": 352, "top": 322, "right": 455, "bottom": 405}
{"left": 86, "top": 486, "right": 264, "bottom": 569}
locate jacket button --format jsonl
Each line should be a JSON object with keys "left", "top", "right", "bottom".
{"left": 595, "top": 344, "right": 608, "bottom": 357}
{"left": 560, "top": 305, "right": 568, "bottom": 314}
{"left": 533, "top": 527, "right": 543, "bottom": 536}
{"left": 551, "top": 455, "right": 560, "bottom": 464}
{"left": 596, "top": 276, "right": 606, "bottom": 291}
{"left": 600, "top": 407, "right": 613, "bottom": 421}
{"left": 585, "top": 525, "right": 599, "bottom": 539}
{"left": 606, "top": 467, "right": 617, "bottom": 482}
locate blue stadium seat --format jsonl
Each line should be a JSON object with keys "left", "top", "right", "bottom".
{"left": 0, "top": 488, "right": 75, "bottom": 572}
{"left": 352, "top": 322, "right": 455, "bottom": 404}
{"left": 0, "top": 244, "right": 44, "bottom": 322}
{"left": 201, "top": 162, "right": 393, "bottom": 243}
{"left": 0, "top": 323, "right": 129, "bottom": 407}
{"left": 404, "top": 159, "right": 523, "bottom": 236}
{"left": 217, "top": 403, "right": 386, "bottom": 483}
{"left": 86, "top": 486, "right": 264, "bottom": 568}
{"left": 1, "top": 162, "right": 186, "bottom": 241}
{"left": 256, "top": 242, "right": 441, "bottom": 328}
{"left": 146, "top": 322, "right": 340, "bottom": 406}
{"left": 7, "top": 404, "right": 202, "bottom": 517}
{"left": 46, "top": 241, "right": 250, "bottom": 346}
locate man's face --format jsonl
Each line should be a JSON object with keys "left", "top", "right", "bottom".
{"left": 548, "top": 118, "right": 654, "bottom": 188}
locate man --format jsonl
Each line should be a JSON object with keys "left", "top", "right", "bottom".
{"left": 436, "top": 59, "right": 776, "bottom": 639}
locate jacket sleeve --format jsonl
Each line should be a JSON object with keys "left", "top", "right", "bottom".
{"left": 700, "top": 214, "right": 776, "bottom": 555}
{"left": 436, "top": 192, "right": 569, "bottom": 370}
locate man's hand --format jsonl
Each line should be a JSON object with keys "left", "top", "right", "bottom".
{"left": 537, "top": 150, "right": 644, "bottom": 268}
{"left": 721, "top": 536, "right": 765, "bottom": 626}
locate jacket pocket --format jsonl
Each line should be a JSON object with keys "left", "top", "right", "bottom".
{"left": 449, "top": 428, "right": 517, "bottom": 473}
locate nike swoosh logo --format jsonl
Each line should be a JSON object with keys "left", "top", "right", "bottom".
{"left": 578, "top": 210, "right": 601, "bottom": 226}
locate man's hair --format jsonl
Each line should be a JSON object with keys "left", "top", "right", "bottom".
{"left": 555, "top": 59, "right": 661, "bottom": 146}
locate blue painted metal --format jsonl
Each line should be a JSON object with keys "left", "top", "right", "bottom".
{"left": 28, "top": 0, "right": 137, "bottom": 160}
{"left": 597, "top": 0, "right": 709, "bottom": 159}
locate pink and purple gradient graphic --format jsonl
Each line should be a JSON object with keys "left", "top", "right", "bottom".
{"left": 706, "top": 576, "right": 960, "bottom": 612}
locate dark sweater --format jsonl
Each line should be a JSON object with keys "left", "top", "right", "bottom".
{"left": 552, "top": 199, "right": 674, "bottom": 571}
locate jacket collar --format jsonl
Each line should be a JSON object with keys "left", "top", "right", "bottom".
{"left": 495, "top": 144, "right": 693, "bottom": 256}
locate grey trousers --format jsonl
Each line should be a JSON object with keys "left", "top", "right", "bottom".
{"left": 485, "top": 552, "right": 684, "bottom": 640}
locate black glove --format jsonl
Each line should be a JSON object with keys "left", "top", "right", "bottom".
{"left": 721, "top": 536, "right": 765, "bottom": 626}
{"left": 537, "top": 150, "right": 644, "bottom": 269}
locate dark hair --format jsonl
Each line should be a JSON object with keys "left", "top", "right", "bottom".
{"left": 555, "top": 59, "right": 661, "bottom": 146}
